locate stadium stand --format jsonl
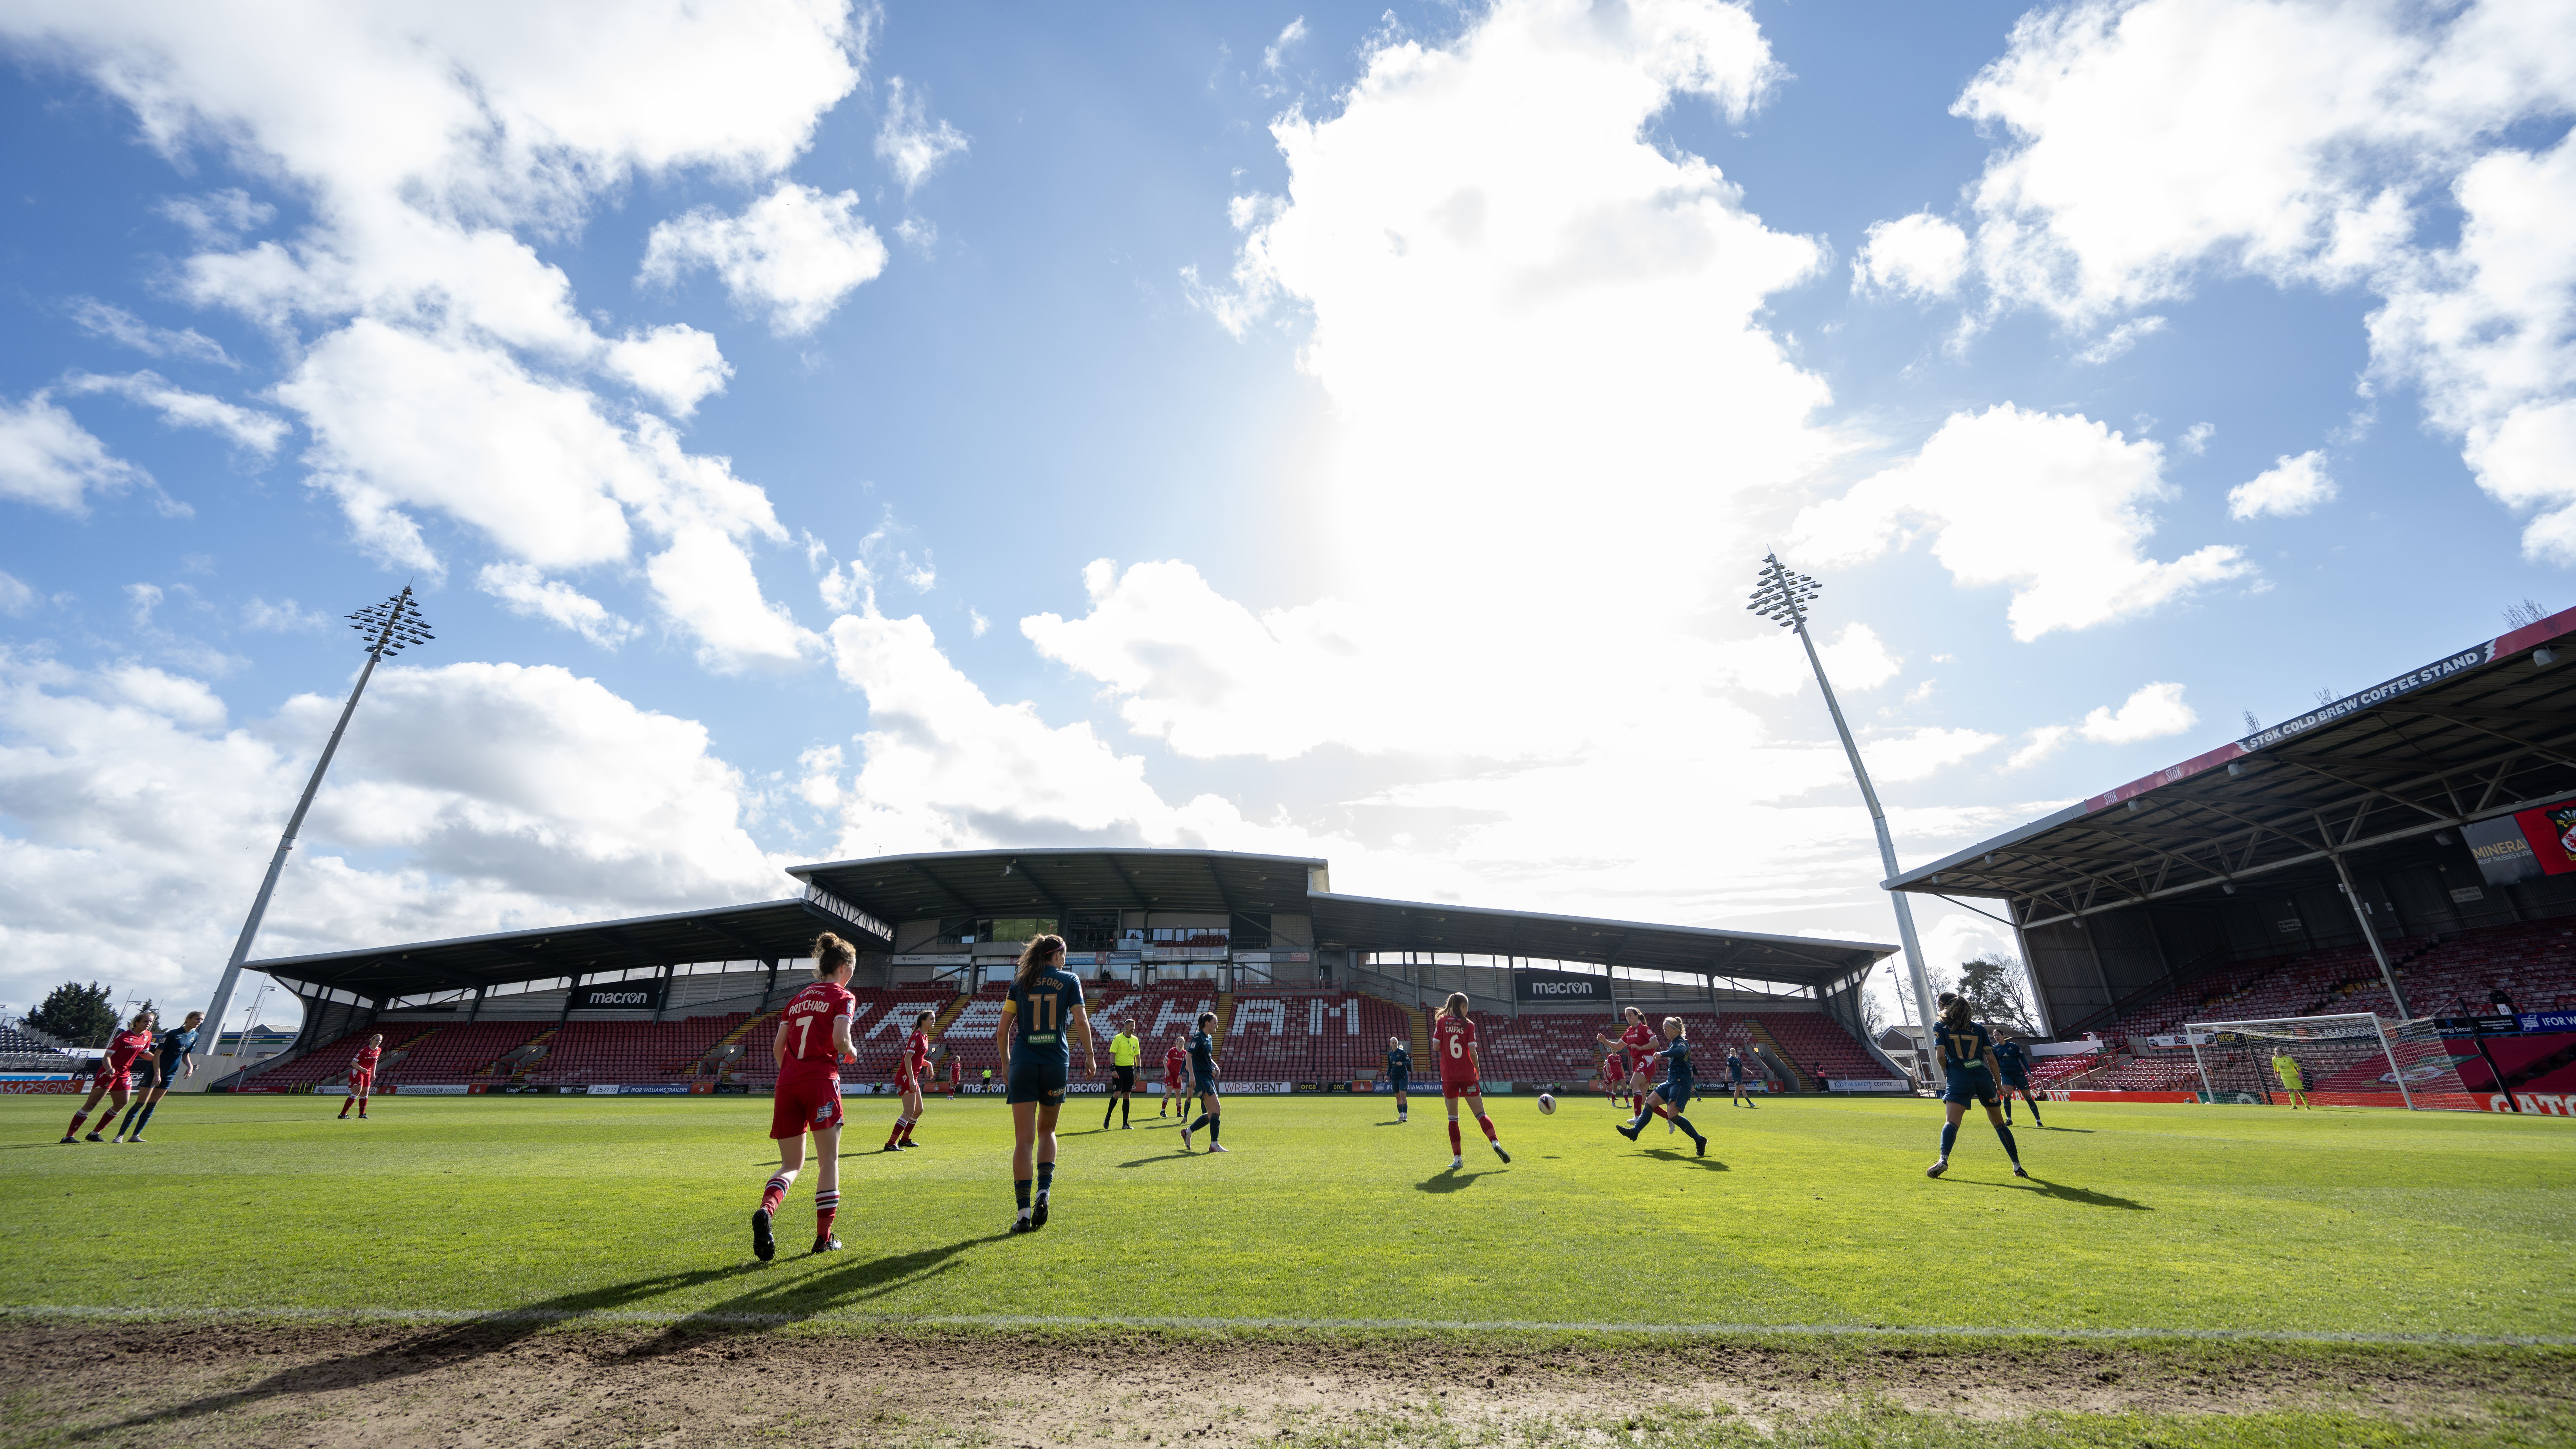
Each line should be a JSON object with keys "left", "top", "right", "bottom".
{"left": 382, "top": 1021, "right": 547, "bottom": 1083}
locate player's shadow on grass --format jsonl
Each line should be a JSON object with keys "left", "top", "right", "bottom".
{"left": 1416, "top": 1169, "right": 1495, "bottom": 1192}
{"left": 1964, "top": 1176, "right": 2149, "bottom": 1210}
{"left": 1114, "top": 1151, "right": 1199, "bottom": 1167}
{"left": 1642, "top": 1149, "right": 1727, "bottom": 1170}
{"left": 628, "top": 1231, "right": 1017, "bottom": 1351}
{"left": 68, "top": 1264, "right": 754, "bottom": 1443}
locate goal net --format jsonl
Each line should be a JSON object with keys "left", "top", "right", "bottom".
{"left": 2183, "top": 1013, "right": 2480, "bottom": 1110}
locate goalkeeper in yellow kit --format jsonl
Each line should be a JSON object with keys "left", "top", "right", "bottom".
{"left": 2272, "top": 1049, "right": 2309, "bottom": 1110}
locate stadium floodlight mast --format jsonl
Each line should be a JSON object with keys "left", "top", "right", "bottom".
{"left": 197, "top": 587, "right": 432, "bottom": 1063}
{"left": 1747, "top": 553, "right": 1940, "bottom": 1063}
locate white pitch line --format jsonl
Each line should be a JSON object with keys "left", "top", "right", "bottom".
{"left": 2, "top": 1304, "right": 2568, "bottom": 1348}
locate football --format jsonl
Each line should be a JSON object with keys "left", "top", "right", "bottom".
{"left": 1536, "top": 1093, "right": 1556, "bottom": 1114}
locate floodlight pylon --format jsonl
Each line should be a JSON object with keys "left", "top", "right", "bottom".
{"left": 1747, "top": 552, "right": 1940, "bottom": 1067}
{"left": 197, "top": 586, "right": 431, "bottom": 1067}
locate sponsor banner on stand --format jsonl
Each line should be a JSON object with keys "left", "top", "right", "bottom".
{"left": 2146, "top": 1033, "right": 2214, "bottom": 1048}
{"left": 714, "top": 1083, "right": 752, "bottom": 1095}
{"left": 392, "top": 1084, "right": 469, "bottom": 1096}
{"left": 2195, "top": 1090, "right": 2271, "bottom": 1105}
{"left": 0, "top": 1081, "right": 81, "bottom": 1093}
{"left": 2436, "top": 1016, "right": 2524, "bottom": 1037}
{"left": 572, "top": 983, "right": 666, "bottom": 1012}
{"left": 1827, "top": 1079, "right": 1910, "bottom": 1093}
{"left": 2041, "top": 1090, "right": 2198, "bottom": 1103}
{"left": 0, "top": 1073, "right": 76, "bottom": 1082}
{"left": 2484, "top": 1092, "right": 2575, "bottom": 1115}
{"left": 617, "top": 1084, "right": 691, "bottom": 1096}
{"left": 2519, "top": 1010, "right": 2576, "bottom": 1034}
{"left": 1229, "top": 1082, "right": 1294, "bottom": 1094}
{"left": 1513, "top": 969, "right": 1610, "bottom": 1004}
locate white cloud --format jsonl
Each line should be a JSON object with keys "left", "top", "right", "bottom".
{"left": 60, "top": 369, "right": 289, "bottom": 455}
{"left": 9, "top": 0, "right": 859, "bottom": 662}
{"left": 646, "top": 523, "right": 815, "bottom": 671}
{"left": 2072, "top": 314, "right": 2166, "bottom": 365}
{"left": 158, "top": 187, "right": 272, "bottom": 245}
{"left": 0, "top": 390, "right": 148, "bottom": 514}
{"left": 640, "top": 182, "right": 889, "bottom": 335}
{"left": 2002, "top": 681, "right": 2198, "bottom": 770}
{"left": 1851, "top": 212, "right": 1969, "bottom": 298}
{"left": 0, "top": 571, "right": 35, "bottom": 617}
{"left": 2078, "top": 680, "right": 2197, "bottom": 745}
{"left": 126, "top": 582, "right": 164, "bottom": 627}
{"left": 1264, "top": 17, "right": 1309, "bottom": 73}
{"left": 1790, "top": 404, "right": 2249, "bottom": 641}
{"left": 873, "top": 76, "right": 969, "bottom": 194}
{"left": 603, "top": 324, "right": 732, "bottom": 418}
{"left": 67, "top": 297, "right": 236, "bottom": 368}
{"left": 0, "top": 650, "right": 785, "bottom": 1012}
{"left": 2228, "top": 449, "right": 2336, "bottom": 519}
{"left": 241, "top": 596, "right": 330, "bottom": 632}
{"left": 968, "top": 607, "right": 989, "bottom": 638}
{"left": 1948, "top": 0, "right": 2576, "bottom": 556}
{"left": 476, "top": 563, "right": 639, "bottom": 650}
{"left": 2179, "top": 421, "right": 2215, "bottom": 454}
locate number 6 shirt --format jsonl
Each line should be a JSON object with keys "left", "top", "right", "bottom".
{"left": 1431, "top": 1012, "right": 1480, "bottom": 1088}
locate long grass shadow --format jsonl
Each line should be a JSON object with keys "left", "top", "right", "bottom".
{"left": 1642, "top": 1150, "right": 1728, "bottom": 1170}
{"left": 1416, "top": 1170, "right": 1493, "bottom": 1193}
{"left": 628, "top": 1231, "right": 1014, "bottom": 1352}
{"left": 68, "top": 1264, "right": 749, "bottom": 1442}
{"left": 1959, "top": 1176, "right": 2151, "bottom": 1210}
{"left": 1114, "top": 1151, "right": 1196, "bottom": 1168}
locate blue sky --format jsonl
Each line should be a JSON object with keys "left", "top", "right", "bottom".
{"left": 2, "top": 0, "right": 2569, "bottom": 1035}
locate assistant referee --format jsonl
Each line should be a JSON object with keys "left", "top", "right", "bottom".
{"left": 1104, "top": 1019, "right": 1143, "bottom": 1130}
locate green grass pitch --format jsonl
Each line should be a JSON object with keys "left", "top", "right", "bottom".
{"left": 4, "top": 1090, "right": 2569, "bottom": 1339}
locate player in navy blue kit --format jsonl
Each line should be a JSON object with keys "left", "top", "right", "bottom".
{"left": 1385, "top": 1036, "right": 1411, "bottom": 1123}
{"left": 114, "top": 1010, "right": 202, "bottom": 1142}
{"left": 1181, "top": 1011, "right": 1226, "bottom": 1153}
{"left": 994, "top": 933, "right": 1098, "bottom": 1232}
{"left": 1724, "top": 1046, "right": 1755, "bottom": 1107}
{"left": 1926, "top": 993, "right": 2026, "bottom": 1179}
{"left": 1616, "top": 1016, "right": 1709, "bottom": 1157}
{"left": 1992, "top": 1035, "right": 2044, "bottom": 1127}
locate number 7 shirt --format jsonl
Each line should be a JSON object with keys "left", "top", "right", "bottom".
{"left": 778, "top": 980, "right": 858, "bottom": 1084}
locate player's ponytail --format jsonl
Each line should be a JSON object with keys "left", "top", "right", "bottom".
{"left": 1663, "top": 1015, "right": 1686, "bottom": 1037}
{"left": 1441, "top": 991, "right": 1469, "bottom": 1021}
{"left": 1938, "top": 993, "right": 1972, "bottom": 1029}
{"left": 1016, "top": 933, "right": 1067, "bottom": 988}
{"left": 812, "top": 932, "right": 857, "bottom": 980}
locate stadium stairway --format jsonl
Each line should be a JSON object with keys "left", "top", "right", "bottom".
{"left": 488, "top": 1026, "right": 558, "bottom": 1082}
{"left": 694, "top": 1009, "right": 776, "bottom": 1077}
{"left": 1738, "top": 1019, "right": 1804, "bottom": 1091}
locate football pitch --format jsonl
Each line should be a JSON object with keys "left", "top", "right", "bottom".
{"left": 3, "top": 1092, "right": 2572, "bottom": 1446}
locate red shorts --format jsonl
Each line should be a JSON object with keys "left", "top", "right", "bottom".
{"left": 1441, "top": 1076, "right": 1482, "bottom": 1099}
{"left": 894, "top": 1065, "right": 918, "bottom": 1093}
{"left": 770, "top": 1073, "right": 845, "bottom": 1139}
{"left": 100, "top": 1071, "right": 132, "bottom": 1093}
{"left": 348, "top": 1071, "right": 374, "bottom": 1096}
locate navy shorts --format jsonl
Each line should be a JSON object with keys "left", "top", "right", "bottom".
{"left": 1942, "top": 1070, "right": 1999, "bottom": 1107}
{"left": 1658, "top": 1081, "right": 1692, "bottom": 1113}
{"left": 1006, "top": 1059, "right": 1069, "bottom": 1106}
{"left": 1388, "top": 1073, "right": 1409, "bottom": 1094}
{"left": 1191, "top": 1070, "right": 1217, "bottom": 1096}
{"left": 2000, "top": 1075, "right": 2031, "bottom": 1093}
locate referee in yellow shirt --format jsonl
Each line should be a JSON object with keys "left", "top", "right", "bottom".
{"left": 1104, "top": 1019, "right": 1143, "bottom": 1130}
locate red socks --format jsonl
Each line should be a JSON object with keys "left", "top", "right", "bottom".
{"left": 815, "top": 1191, "right": 838, "bottom": 1238}
{"left": 760, "top": 1174, "right": 789, "bottom": 1216}
{"left": 1477, "top": 1114, "right": 1498, "bottom": 1142}
{"left": 900, "top": 1119, "right": 917, "bottom": 1144}
{"left": 884, "top": 1120, "right": 904, "bottom": 1150}
{"left": 1447, "top": 1120, "right": 1462, "bottom": 1154}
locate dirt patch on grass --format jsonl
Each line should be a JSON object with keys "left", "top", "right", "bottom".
{"left": 1, "top": 1320, "right": 2567, "bottom": 1448}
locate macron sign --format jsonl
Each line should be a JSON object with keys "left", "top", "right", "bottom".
{"left": 1514, "top": 970, "right": 1610, "bottom": 1003}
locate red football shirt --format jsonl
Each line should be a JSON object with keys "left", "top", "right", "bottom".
{"left": 904, "top": 1029, "right": 932, "bottom": 1076}
{"left": 106, "top": 1029, "right": 154, "bottom": 1076}
{"left": 1164, "top": 1044, "right": 1187, "bottom": 1079}
{"left": 1619, "top": 1021, "right": 1657, "bottom": 1071}
{"left": 777, "top": 981, "right": 857, "bottom": 1085}
{"left": 351, "top": 1045, "right": 382, "bottom": 1075}
{"left": 1601, "top": 1053, "right": 1625, "bottom": 1081}
{"left": 1431, "top": 1014, "right": 1480, "bottom": 1083}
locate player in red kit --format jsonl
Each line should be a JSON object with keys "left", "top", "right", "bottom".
{"left": 1600, "top": 1052, "right": 1627, "bottom": 1108}
{"left": 752, "top": 932, "right": 860, "bottom": 1261}
{"left": 1596, "top": 1007, "right": 1670, "bottom": 1125}
{"left": 883, "top": 1009, "right": 934, "bottom": 1152}
{"left": 63, "top": 1010, "right": 157, "bottom": 1143}
{"left": 1160, "top": 1036, "right": 1189, "bottom": 1117}
{"left": 337, "top": 1033, "right": 384, "bottom": 1119}
{"left": 1431, "top": 992, "right": 1508, "bottom": 1170}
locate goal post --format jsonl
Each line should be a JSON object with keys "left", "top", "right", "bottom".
{"left": 2183, "top": 1013, "right": 2479, "bottom": 1110}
